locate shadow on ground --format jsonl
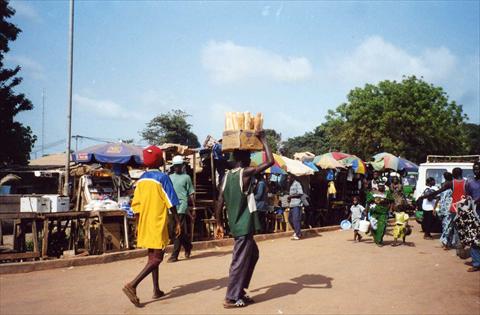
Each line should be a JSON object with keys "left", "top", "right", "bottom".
{"left": 189, "top": 249, "right": 233, "bottom": 260}
{"left": 142, "top": 276, "right": 229, "bottom": 306}
{"left": 250, "top": 274, "right": 334, "bottom": 303}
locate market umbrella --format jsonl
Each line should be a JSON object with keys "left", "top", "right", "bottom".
{"left": 283, "top": 156, "right": 315, "bottom": 176}
{"left": 303, "top": 161, "right": 319, "bottom": 172}
{"left": 313, "top": 153, "right": 347, "bottom": 169}
{"left": 73, "top": 143, "right": 144, "bottom": 165}
{"left": 250, "top": 152, "right": 287, "bottom": 174}
{"left": 371, "top": 152, "right": 418, "bottom": 172}
{"left": 338, "top": 155, "right": 367, "bottom": 174}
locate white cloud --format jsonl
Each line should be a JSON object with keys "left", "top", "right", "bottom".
{"left": 202, "top": 41, "right": 313, "bottom": 83}
{"left": 328, "top": 36, "right": 457, "bottom": 85}
{"left": 5, "top": 55, "right": 46, "bottom": 81}
{"left": 323, "top": 35, "right": 479, "bottom": 122}
{"left": 276, "top": 4, "right": 283, "bottom": 17}
{"left": 10, "top": 1, "right": 41, "bottom": 22}
{"left": 261, "top": 6, "right": 270, "bottom": 16}
{"left": 73, "top": 94, "right": 145, "bottom": 120}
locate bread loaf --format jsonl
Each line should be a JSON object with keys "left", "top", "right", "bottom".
{"left": 254, "top": 112, "right": 263, "bottom": 131}
{"left": 224, "top": 111, "right": 263, "bottom": 132}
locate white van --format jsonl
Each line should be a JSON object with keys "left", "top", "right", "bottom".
{"left": 413, "top": 155, "right": 479, "bottom": 200}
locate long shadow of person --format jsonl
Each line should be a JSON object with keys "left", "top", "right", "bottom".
{"left": 250, "top": 274, "right": 333, "bottom": 303}
{"left": 142, "top": 276, "right": 229, "bottom": 306}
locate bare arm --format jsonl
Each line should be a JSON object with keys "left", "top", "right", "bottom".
{"left": 421, "top": 181, "right": 452, "bottom": 200}
{"left": 170, "top": 206, "right": 181, "bottom": 237}
{"left": 215, "top": 177, "right": 226, "bottom": 239}
{"left": 243, "top": 131, "right": 275, "bottom": 178}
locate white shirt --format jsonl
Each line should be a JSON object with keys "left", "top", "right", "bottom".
{"left": 422, "top": 187, "right": 438, "bottom": 211}
{"left": 350, "top": 204, "right": 365, "bottom": 220}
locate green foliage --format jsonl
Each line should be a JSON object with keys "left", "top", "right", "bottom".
{"left": 327, "top": 76, "right": 468, "bottom": 162}
{"left": 464, "top": 123, "right": 480, "bottom": 154}
{"left": 281, "top": 126, "right": 332, "bottom": 158}
{"left": 141, "top": 109, "right": 200, "bottom": 148}
{"left": 264, "top": 129, "right": 282, "bottom": 153}
{"left": 0, "top": 0, "right": 37, "bottom": 166}
{"left": 284, "top": 76, "right": 469, "bottom": 162}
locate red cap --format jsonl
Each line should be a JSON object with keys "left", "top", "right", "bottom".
{"left": 143, "top": 146, "right": 164, "bottom": 168}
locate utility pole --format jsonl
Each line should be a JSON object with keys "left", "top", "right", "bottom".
{"left": 63, "top": 0, "right": 74, "bottom": 196}
{"left": 41, "top": 88, "right": 46, "bottom": 157}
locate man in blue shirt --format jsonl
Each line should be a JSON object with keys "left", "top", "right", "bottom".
{"left": 287, "top": 174, "right": 304, "bottom": 240}
{"left": 254, "top": 174, "right": 268, "bottom": 233}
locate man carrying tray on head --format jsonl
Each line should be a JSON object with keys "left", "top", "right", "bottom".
{"left": 215, "top": 130, "right": 274, "bottom": 308}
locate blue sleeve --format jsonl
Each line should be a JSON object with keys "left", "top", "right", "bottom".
{"left": 255, "top": 181, "right": 266, "bottom": 201}
{"left": 159, "top": 173, "right": 180, "bottom": 207}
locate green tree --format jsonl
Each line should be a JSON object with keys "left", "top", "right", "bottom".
{"left": 282, "top": 125, "right": 332, "bottom": 158}
{"left": 0, "top": 0, "right": 37, "bottom": 166}
{"left": 464, "top": 123, "right": 480, "bottom": 155}
{"left": 264, "top": 129, "right": 282, "bottom": 153}
{"left": 323, "top": 76, "right": 468, "bottom": 163}
{"left": 141, "top": 109, "right": 200, "bottom": 148}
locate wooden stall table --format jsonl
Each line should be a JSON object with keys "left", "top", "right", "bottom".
{"left": 42, "top": 211, "right": 90, "bottom": 258}
{"left": 87, "top": 210, "right": 129, "bottom": 254}
{"left": 0, "top": 212, "right": 43, "bottom": 261}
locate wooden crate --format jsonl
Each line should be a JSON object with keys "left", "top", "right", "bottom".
{"left": 222, "top": 130, "right": 263, "bottom": 152}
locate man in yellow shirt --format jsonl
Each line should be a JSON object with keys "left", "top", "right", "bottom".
{"left": 123, "top": 146, "right": 181, "bottom": 307}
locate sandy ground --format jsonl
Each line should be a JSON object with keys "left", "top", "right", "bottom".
{"left": 1, "top": 222, "right": 479, "bottom": 315}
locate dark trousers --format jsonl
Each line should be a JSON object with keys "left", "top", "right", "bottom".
{"left": 171, "top": 214, "right": 192, "bottom": 259}
{"left": 257, "top": 211, "right": 267, "bottom": 233}
{"left": 289, "top": 206, "right": 302, "bottom": 236}
{"left": 225, "top": 234, "right": 259, "bottom": 301}
{"left": 422, "top": 210, "right": 434, "bottom": 236}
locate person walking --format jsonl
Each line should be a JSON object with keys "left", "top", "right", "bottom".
{"left": 421, "top": 168, "right": 465, "bottom": 248}
{"left": 421, "top": 177, "right": 438, "bottom": 240}
{"left": 168, "top": 155, "right": 195, "bottom": 263}
{"left": 348, "top": 196, "right": 365, "bottom": 242}
{"left": 215, "top": 131, "right": 274, "bottom": 308}
{"left": 366, "top": 183, "right": 392, "bottom": 247}
{"left": 254, "top": 173, "right": 268, "bottom": 233}
{"left": 438, "top": 172, "right": 453, "bottom": 249}
{"left": 122, "top": 146, "right": 181, "bottom": 307}
{"left": 287, "top": 174, "right": 304, "bottom": 240}
{"left": 465, "top": 161, "right": 480, "bottom": 272}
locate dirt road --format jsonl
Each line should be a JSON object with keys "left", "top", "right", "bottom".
{"left": 1, "top": 222, "right": 479, "bottom": 315}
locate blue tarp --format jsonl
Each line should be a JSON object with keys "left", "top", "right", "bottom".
{"left": 72, "top": 143, "right": 144, "bottom": 165}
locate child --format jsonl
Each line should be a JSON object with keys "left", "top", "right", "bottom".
{"left": 348, "top": 196, "right": 365, "bottom": 242}
{"left": 392, "top": 207, "right": 410, "bottom": 246}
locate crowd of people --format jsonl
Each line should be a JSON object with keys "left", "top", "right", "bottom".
{"left": 417, "top": 163, "right": 480, "bottom": 272}
{"left": 345, "top": 163, "right": 480, "bottom": 273}
{"left": 121, "top": 136, "right": 480, "bottom": 308}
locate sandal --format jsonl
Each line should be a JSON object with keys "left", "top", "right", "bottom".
{"left": 242, "top": 295, "right": 255, "bottom": 304}
{"left": 122, "top": 284, "right": 140, "bottom": 307}
{"left": 223, "top": 298, "right": 247, "bottom": 308}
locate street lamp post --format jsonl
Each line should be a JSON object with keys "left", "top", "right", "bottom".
{"left": 63, "top": 0, "right": 75, "bottom": 196}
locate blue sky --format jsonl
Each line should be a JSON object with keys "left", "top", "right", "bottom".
{"left": 6, "top": 0, "right": 480, "bottom": 157}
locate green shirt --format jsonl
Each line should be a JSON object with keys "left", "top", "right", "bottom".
{"left": 169, "top": 173, "right": 194, "bottom": 214}
{"left": 222, "top": 168, "right": 261, "bottom": 238}
{"left": 366, "top": 190, "right": 393, "bottom": 215}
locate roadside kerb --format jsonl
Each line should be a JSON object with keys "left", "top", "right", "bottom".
{"left": 0, "top": 225, "right": 339, "bottom": 274}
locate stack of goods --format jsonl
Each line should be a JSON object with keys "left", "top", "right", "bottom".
{"left": 224, "top": 112, "right": 264, "bottom": 131}
{"left": 222, "top": 112, "right": 264, "bottom": 152}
